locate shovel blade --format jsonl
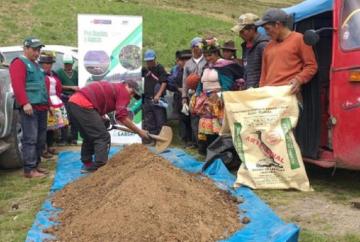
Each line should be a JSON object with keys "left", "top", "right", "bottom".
{"left": 153, "top": 126, "right": 173, "bottom": 153}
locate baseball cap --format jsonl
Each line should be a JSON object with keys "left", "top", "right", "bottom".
{"left": 23, "top": 37, "right": 45, "bottom": 48}
{"left": 124, "top": 79, "right": 141, "bottom": 100}
{"left": 190, "top": 37, "right": 203, "bottom": 48}
{"left": 63, "top": 53, "right": 74, "bottom": 64}
{"left": 255, "top": 8, "right": 288, "bottom": 26}
{"left": 231, "top": 13, "right": 259, "bottom": 32}
{"left": 144, "top": 49, "right": 156, "bottom": 61}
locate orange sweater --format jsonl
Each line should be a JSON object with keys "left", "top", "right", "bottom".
{"left": 259, "top": 32, "right": 318, "bottom": 87}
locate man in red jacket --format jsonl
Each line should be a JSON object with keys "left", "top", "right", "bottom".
{"left": 67, "top": 80, "right": 149, "bottom": 173}
{"left": 10, "top": 37, "right": 48, "bottom": 178}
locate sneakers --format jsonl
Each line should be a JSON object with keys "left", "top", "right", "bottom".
{"left": 80, "top": 161, "right": 97, "bottom": 173}
{"left": 80, "top": 165, "right": 98, "bottom": 173}
{"left": 24, "top": 169, "right": 47, "bottom": 178}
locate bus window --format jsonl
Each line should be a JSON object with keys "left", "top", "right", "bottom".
{"left": 340, "top": 0, "right": 360, "bottom": 50}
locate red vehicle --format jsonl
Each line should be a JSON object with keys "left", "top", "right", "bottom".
{"left": 284, "top": 0, "right": 360, "bottom": 169}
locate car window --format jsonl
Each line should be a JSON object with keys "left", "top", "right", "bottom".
{"left": 2, "top": 51, "right": 22, "bottom": 64}
{"left": 340, "top": 0, "right": 360, "bottom": 50}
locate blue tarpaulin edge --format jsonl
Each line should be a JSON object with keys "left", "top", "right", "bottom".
{"left": 26, "top": 147, "right": 299, "bottom": 242}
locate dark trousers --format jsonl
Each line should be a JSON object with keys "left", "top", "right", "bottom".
{"left": 20, "top": 109, "right": 48, "bottom": 173}
{"left": 190, "top": 114, "right": 199, "bottom": 145}
{"left": 178, "top": 113, "right": 192, "bottom": 143}
{"left": 67, "top": 103, "right": 110, "bottom": 167}
{"left": 61, "top": 95, "right": 79, "bottom": 142}
{"left": 47, "top": 130, "right": 55, "bottom": 147}
{"left": 142, "top": 99, "right": 167, "bottom": 135}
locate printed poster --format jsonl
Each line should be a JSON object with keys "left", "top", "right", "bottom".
{"left": 78, "top": 14, "right": 143, "bottom": 144}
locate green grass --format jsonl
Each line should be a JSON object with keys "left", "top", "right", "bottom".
{"left": 1, "top": 0, "right": 360, "bottom": 241}
{"left": 0, "top": 159, "right": 55, "bottom": 242}
{"left": 0, "top": 0, "right": 300, "bottom": 69}
{"left": 300, "top": 229, "right": 360, "bottom": 242}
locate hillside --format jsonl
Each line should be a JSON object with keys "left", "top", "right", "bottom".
{"left": 0, "top": 0, "right": 300, "bottom": 67}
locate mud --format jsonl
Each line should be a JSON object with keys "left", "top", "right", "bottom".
{"left": 51, "top": 144, "right": 242, "bottom": 242}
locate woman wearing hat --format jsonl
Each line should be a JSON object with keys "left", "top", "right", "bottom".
{"left": 220, "top": 40, "right": 238, "bottom": 61}
{"left": 191, "top": 40, "right": 244, "bottom": 154}
{"left": 39, "top": 51, "right": 69, "bottom": 157}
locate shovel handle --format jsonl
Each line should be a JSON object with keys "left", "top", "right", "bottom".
{"left": 111, "top": 125, "right": 167, "bottom": 142}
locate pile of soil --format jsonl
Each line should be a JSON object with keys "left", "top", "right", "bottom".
{"left": 50, "top": 144, "right": 242, "bottom": 242}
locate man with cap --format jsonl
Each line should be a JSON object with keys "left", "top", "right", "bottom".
{"left": 232, "top": 13, "right": 269, "bottom": 88}
{"left": 167, "top": 49, "right": 192, "bottom": 146}
{"left": 255, "top": 8, "right": 317, "bottom": 93}
{"left": 67, "top": 80, "right": 149, "bottom": 173}
{"left": 141, "top": 49, "right": 168, "bottom": 139}
{"left": 182, "top": 37, "right": 207, "bottom": 148}
{"left": 56, "top": 53, "right": 79, "bottom": 145}
{"left": 9, "top": 37, "right": 48, "bottom": 178}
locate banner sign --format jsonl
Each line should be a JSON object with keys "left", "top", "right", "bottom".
{"left": 78, "top": 14, "right": 143, "bottom": 144}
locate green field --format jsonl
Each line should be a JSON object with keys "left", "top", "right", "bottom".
{"left": 1, "top": 0, "right": 360, "bottom": 242}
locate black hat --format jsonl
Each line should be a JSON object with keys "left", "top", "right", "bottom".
{"left": 255, "top": 8, "right": 288, "bottom": 26}
{"left": 221, "top": 40, "right": 237, "bottom": 51}
{"left": 179, "top": 49, "right": 192, "bottom": 59}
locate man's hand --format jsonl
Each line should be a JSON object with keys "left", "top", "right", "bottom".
{"left": 49, "top": 107, "right": 55, "bottom": 116}
{"left": 138, "top": 129, "right": 150, "bottom": 140}
{"left": 289, "top": 78, "right": 302, "bottom": 94}
{"left": 182, "top": 98, "right": 188, "bottom": 105}
{"left": 23, "top": 103, "right": 33, "bottom": 115}
{"left": 72, "top": 86, "right": 80, "bottom": 92}
{"left": 153, "top": 95, "right": 160, "bottom": 103}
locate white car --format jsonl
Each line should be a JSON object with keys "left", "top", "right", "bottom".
{"left": 0, "top": 45, "right": 78, "bottom": 70}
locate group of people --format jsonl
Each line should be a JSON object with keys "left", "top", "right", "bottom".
{"left": 147, "top": 8, "right": 317, "bottom": 157}
{"left": 10, "top": 38, "right": 80, "bottom": 178}
{"left": 10, "top": 8, "right": 318, "bottom": 178}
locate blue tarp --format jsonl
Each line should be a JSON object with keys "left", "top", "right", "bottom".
{"left": 26, "top": 147, "right": 299, "bottom": 242}
{"left": 283, "top": 0, "right": 333, "bottom": 23}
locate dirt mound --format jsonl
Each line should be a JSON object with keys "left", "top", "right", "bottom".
{"left": 51, "top": 144, "right": 242, "bottom": 242}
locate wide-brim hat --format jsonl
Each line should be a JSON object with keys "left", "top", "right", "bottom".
{"left": 179, "top": 49, "right": 192, "bottom": 59}
{"left": 220, "top": 40, "right": 237, "bottom": 51}
{"left": 38, "top": 51, "right": 56, "bottom": 64}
